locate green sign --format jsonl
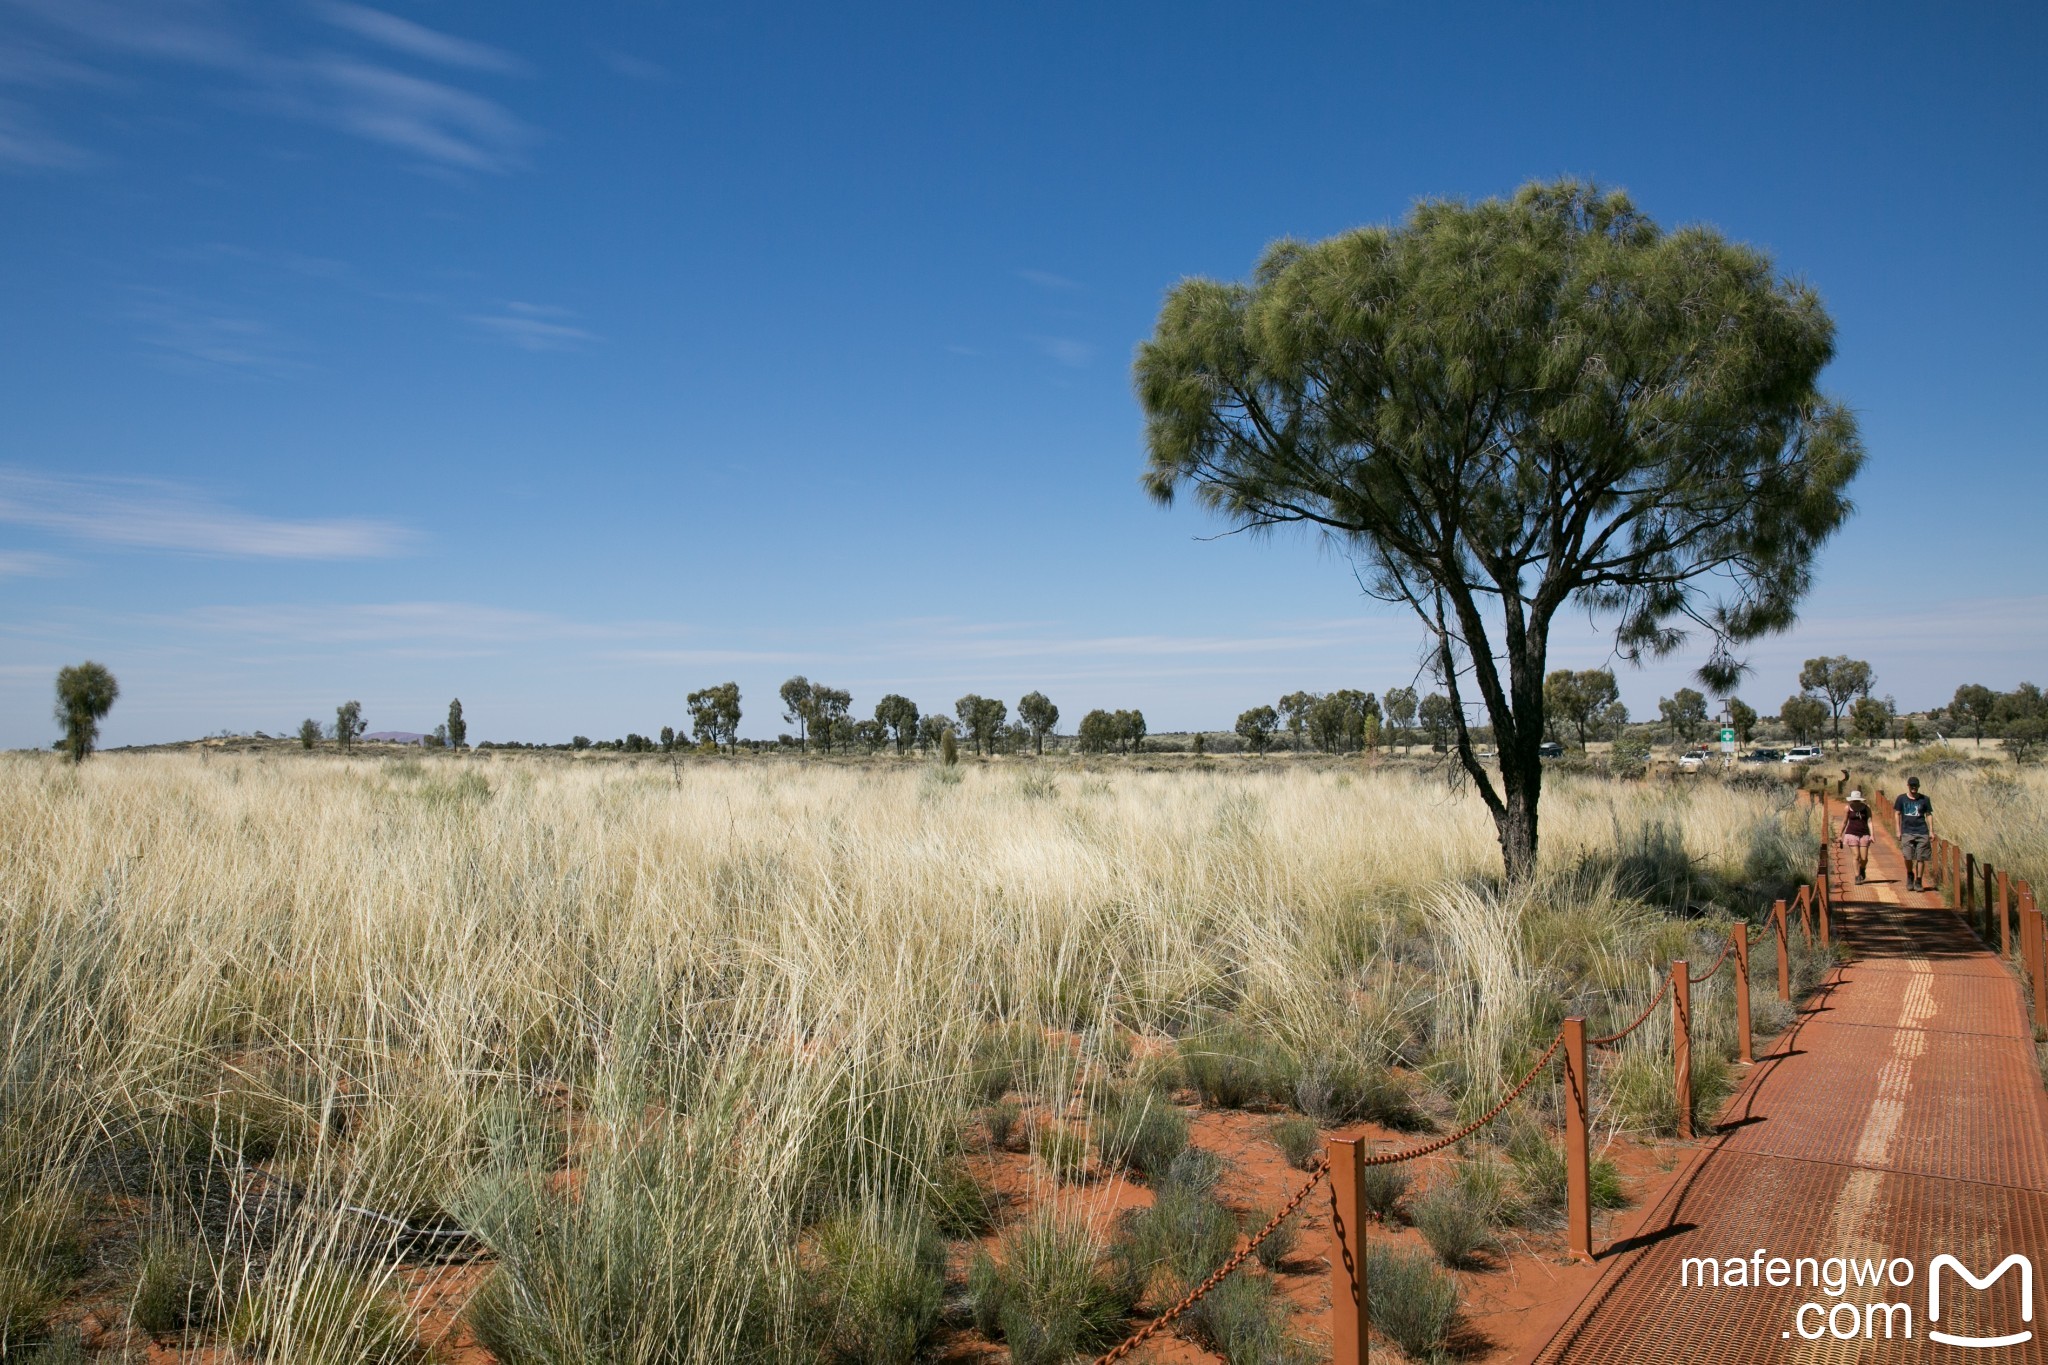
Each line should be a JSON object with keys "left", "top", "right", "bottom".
{"left": 1719, "top": 727, "right": 1736, "bottom": 747}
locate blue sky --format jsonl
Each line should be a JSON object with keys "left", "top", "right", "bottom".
{"left": 4, "top": 1, "right": 2045, "bottom": 747}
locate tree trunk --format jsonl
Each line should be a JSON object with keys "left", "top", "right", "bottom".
{"left": 1493, "top": 757, "right": 1541, "bottom": 883}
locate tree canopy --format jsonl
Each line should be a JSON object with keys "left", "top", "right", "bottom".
{"left": 689, "top": 682, "right": 743, "bottom": 750}
{"left": 335, "top": 700, "right": 366, "bottom": 749}
{"left": 874, "top": 694, "right": 920, "bottom": 753}
{"left": 1798, "top": 656, "right": 1873, "bottom": 748}
{"left": 1016, "top": 692, "right": 1059, "bottom": 754}
{"left": 1542, "top": 669, "right": 1623, "bottom": 750}
{"left": 1137, "top": 180, "right": 1861, "bottom": 877}
{"left": 55, "top": 661, "right": 118, "bottom": 763}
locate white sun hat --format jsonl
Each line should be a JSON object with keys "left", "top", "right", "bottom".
{"left": 1848, "top": 789, "right": 1864, "bottom": 801}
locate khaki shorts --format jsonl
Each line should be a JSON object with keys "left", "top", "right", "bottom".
{"left": 1900, "top": 833, "right": 1932, "bottom": 861}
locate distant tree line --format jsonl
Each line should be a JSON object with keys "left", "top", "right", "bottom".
{"left": 1937, "top": 682, "right": 2048, "bottom": 760}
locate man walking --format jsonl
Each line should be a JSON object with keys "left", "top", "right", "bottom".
{"left": 1895, "top": 775, "right": 1934, "bottom": 893}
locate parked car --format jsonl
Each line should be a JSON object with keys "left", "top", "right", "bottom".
{"left": 1782, "top": 745, "right": 1823, "bottom": 765}
{"left": 1678, "top": 748, "right": 1710, "bottom": 772}
{"left": 1538, "top": 741, "right": 1565, "bottom": 759}
{"left": 1739, "top": 748, "right": 1784, "bottom": 765}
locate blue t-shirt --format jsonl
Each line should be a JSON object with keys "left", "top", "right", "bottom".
{"left": 1894, "top": 793, "right": 1932, "bottom": 836}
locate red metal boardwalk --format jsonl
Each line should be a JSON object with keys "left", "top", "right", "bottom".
{"left": 1528, "top": 804, "right": 2048, "bottom": 1364}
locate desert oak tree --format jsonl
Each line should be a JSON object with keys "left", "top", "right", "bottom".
{"left": 55, "top": 661, "right": 119, "bottom": 763}
{"left": 1136, "top": 181, "right": 1861, "bottom": 878}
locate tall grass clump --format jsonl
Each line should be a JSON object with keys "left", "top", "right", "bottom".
{"left": 0, "top": 750, "right": 1814, "bottom": 1358}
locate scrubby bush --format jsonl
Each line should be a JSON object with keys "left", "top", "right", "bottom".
{"left": 131, "top": 1224, "right": 219, "bottom": 1335}
{"left": 1411, "top": 1182, "right": 1495, "bottom": 1268}
{"left": 1362, "top": 1164, "right": 1411, "bottom": 1223}
{"left": 1185, "top": 1270, "right": 1308, "bottom": 1364}
{"left": 1292, "top": 1052, "right": 1425, "bottom": 1129}
{"left": 1268, "top": 1116, "right": 1320, "bottom": 1171}
{"left": 1177, "top": 1021, "right": 1296, "bottom": 1109}
{"left": 1505, "top": 1124, "right": 1627, "bottom": 1219}
{"left": 1250, "top": 1206, "right": 1301, "bottom": 1271}
{"left": 228, "top": 1261, "right": 426, "bottom": 1365}
{"left": 968, "top": 1212, "right": 1133, "bottom": 1365}
{"left": 924, "top": 1157, "right": 1000, "bottom": 1237}
{"left": 1092, "top": 1086, "right": 1189, "bottom": 1180}
{"left": 1367, "top": 1242, "right": 1461, "bottom": 1364}
{"left": 0, "top": 1190, "right": 81, "bottom": 1352}
{"left": 1032, "top": 1124, "right": 1090, "bottom": 1184}
{"left": 984, "top": 1100, "right": 1022, "bottom": 1151}
{"left": 813, "top": 1203, "right": 946, "bottom": 1363}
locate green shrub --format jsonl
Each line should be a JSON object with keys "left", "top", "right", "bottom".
{"left": 1268, "top": 1116, "right": 1320, "bottom": 1171}
{"left": 1249, "top": 1207, "right": 1301, "bottom": 1271}
{"left": 1033, "top": 1124, "right": 1090, "bottom": 1184}
{"left": 1366, "top": 1242, "right": 1460, "bottom": 1364}
{"left": 969, "top": 1027, "right": 1043, "bottom": 1102}
{"left": 1361, "top": 1164, "right": 1410, "bottom": 1223}
{"left": 1505, "top": 1127, "right": 1627, "bottom": 1219}
{"left": 1293, "top": 1054, "right": 1425, "bottom": 1129}
{"left": 1750, "top": 993, "right": 1796, "bottom": 1039}
{"left": 1450, "top": 1154, "right": 1520, "bottom": 1227}
{"left": 1092, "top": 1088, "right": 1188, "bottom": 1180}
{"left": 924, "top": 1157, "right": 1000, "bottom": 1237}
{"left": 1162, "top": 1146, "right": 1225, "bottom": 1196}
{"left": 11, "top": 1326, "right": 89, "bottom": 1364}
{"left": 0, "top": 1191, "right": 81, "bottom": 1351}
{"left": 966, "top": 1248, "right": 1004, "bottom": 1338}
{"left": 1177, "top": 1022, "right": 1295, "bottom": 1109}
{"left": 228, "top": 1262, "right": 427, "bottom": 1365}
{"left": 1607, "top": 1043, "right": 1736, "bottom": 1135}
{"left": 131, "top": 1225, "right": 219, "bottom": 1335}
{"left": 1605, "top": 1047, "right": 1678, "bottom": 1133}
{"left": 814, "top": 1203, "right": 946, "bottom": 1364}
{"left": 975, "top": 1212, "right": 1133, "bottom": 1365}
{"left": 1185, "top": 1270, "right": 1309, "bottom": 1364}
{"left": 984, "top": 1100, "right": 1022, "bottom": 1151}
{"left": 1411, "top": 1184, "right": 1495, "bottom": 1269}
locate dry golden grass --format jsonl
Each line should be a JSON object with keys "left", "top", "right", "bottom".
{"left": 0, "top": 750, "right": 1818, "bottom": 1360}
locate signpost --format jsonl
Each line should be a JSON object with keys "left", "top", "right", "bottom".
{"left": 1719, "top": 725, "right": 1736, "bottom": 769}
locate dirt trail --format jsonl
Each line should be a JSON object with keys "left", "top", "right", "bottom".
{"left": 1522, "top": 792, "right": 2048, "bottom": 1363}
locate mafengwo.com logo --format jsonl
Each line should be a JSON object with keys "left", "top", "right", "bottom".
{"left": 1680, "top": 1249, "right": 2034, "bottom": 1346}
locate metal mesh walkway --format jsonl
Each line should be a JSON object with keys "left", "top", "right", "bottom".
{"left": 1527, "top": 805, "right": 2048, "bottom": 1364}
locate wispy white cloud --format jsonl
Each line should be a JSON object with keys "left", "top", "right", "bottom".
{"left": 1032, "top": 335, "right": 1095, "bottom": 368}
{"left": 0, "top": 550, "right": 63, "bottom": 578}
{"left": 0, "top": 98, "right": 91, "bottom": 168}
{"left": 7, "top": 0, "right": 255, "bottom": 69}
{"left": 0, "top": 469, "right": 415, "bottom": 559}
{"left": 1018, "top": 268, "right": 1082, "bottom": 292}
{"left": 130, "top": 289, "right": 303, "bottom": 374}
{"left": 299, "top": 58, "right": 526, "bottom": 171}
{"left": 592, "top": 45, "right": 667, "bottom": 81}
{"left": 468, "top": 301, "right": 599, "bottom": 351}
{"left": 3, "top": 0, "right": 530, "bottom": 172}
{"left": 313, "top": 3, "right": 526, "bottom": 75}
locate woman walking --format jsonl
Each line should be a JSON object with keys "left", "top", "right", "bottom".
{"left": 1841, "top": 788, "right": 1875, "bottom": 884}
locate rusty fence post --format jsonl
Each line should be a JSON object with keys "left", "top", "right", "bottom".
{"left": 2024, "top": 893, "right": 2044, "bottom": 1033}
{"left": 1734, "top": 929, "right": 1753, "bottom": 1065}
{"left": 1981, "top": 862, "right": 1995, "bottom": 944}
{"left": 1563, "top": 1017, "right": 1592, "bottom": 1261}
{"left": 1774, "top": 898, "right": 1790, "bottom": 1002}
{"left": 1327, "top": 1136, "right": 1368, "bottom": 1365}
{"left": 1998, "top": 869, "right": 2012, "bottom": 958}
{"left": 1673, "top": 960, "right": 1693, "bottom": 1140}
